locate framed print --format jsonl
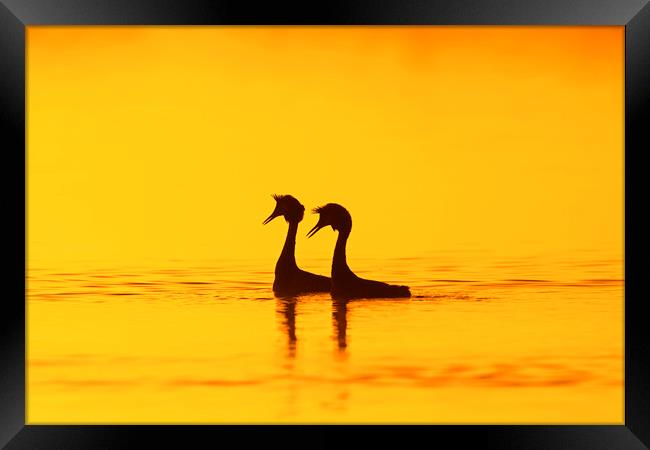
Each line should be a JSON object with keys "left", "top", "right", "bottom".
{"left": 1, "top": 0, "right": 647, "bottom": 448}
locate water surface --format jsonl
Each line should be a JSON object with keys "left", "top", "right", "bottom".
{"left": 27, "top": 251, "right": 623, "bottom": 423}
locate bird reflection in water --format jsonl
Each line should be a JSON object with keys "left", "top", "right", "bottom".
{"left": 276, "top": 297, "right": 298, "bottom": 359}
{"left": 332, "top": 299, "right": 348, "bottom": 353}
{"left": 276, "top": 296, "right": 350, "bottom": 357}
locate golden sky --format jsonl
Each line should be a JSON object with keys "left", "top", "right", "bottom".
{"left": 27, "top": 26, "right": 623, "bottom": 265}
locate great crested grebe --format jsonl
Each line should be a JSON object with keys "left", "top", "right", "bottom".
{"left": 263, "top": 194, "right": 331, "bottom": 296}
{"left": 307, "top": 203, "right": 410, "bottom": 300}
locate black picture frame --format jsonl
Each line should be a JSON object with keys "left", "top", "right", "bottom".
{"left": 1, "top": 1, "right": 646, "bottom": 448}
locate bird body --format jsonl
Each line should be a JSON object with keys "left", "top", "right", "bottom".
{"left": 331, "top": 270, "right": 411, "bottom": 300}
{"left": 264, "top": 195, "right": 331, "bottom": 297}
{"left": 307, "top": 203, "right": 410, "bottom": 300}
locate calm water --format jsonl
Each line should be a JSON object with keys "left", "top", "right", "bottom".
{"left": 27, "top": 251, "right": 623, "bottom": 423}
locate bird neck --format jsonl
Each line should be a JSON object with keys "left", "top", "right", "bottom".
{"left": 278, "top": 220, "right": 299, "bottom": 269}
{"left": 332, "top": 229, "right": 353, "bottom": 278}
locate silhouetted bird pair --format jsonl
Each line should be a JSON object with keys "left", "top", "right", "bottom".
{"left": 263, "top": 194, "right": 411, "bottom": 300}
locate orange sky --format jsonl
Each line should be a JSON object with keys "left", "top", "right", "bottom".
{"left": 27, "top": 26, "right": 623, "bottom": 265}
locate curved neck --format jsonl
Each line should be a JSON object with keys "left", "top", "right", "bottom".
{"left": 278, "top": 221, "right": 298, "bottom": 269}
{"left": 332, "top": 229, "right": 352, "bottom": 277}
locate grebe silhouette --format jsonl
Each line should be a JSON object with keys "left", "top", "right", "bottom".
{"left": 307, "top": 203, "right": 411, "bottom": 299}
{"left": 263, "top": 194, "right": 331, "bottom": 296}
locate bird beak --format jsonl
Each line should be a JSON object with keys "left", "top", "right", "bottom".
{"left": 263, "top": 207, "right": 281, "bottom": 225}
{"left": 306, "top": 219, "right": 326, "bottom": 238}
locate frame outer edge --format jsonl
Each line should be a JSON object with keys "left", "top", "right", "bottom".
{"left": 625, "top": 1, "right": 650, "bottom": 447}
{"left": 0, "top": 0, "right": 646, "bottom": 448}
{"left": 0, "top": 0, "right": 26, "bottom": 448}
{"left": 0, "top": 0, "right": 648, "bottom": 25}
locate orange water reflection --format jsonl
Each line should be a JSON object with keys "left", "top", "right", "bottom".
{"left": 27, "top": 252, "right": 623, "bottom": 423}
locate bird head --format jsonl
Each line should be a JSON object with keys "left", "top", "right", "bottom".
{"left": 263, "top": 194, "right": 305, "bottom": 225}
{"left": 307, "top": 203, "right": 352, "bottom": 237}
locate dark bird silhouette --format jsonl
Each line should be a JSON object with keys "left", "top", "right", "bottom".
{"left": 307, "top": 203, "right": 411, "bottom": 300}
{"left": 263, "top": 194, "right": 331, "bottom": 296}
